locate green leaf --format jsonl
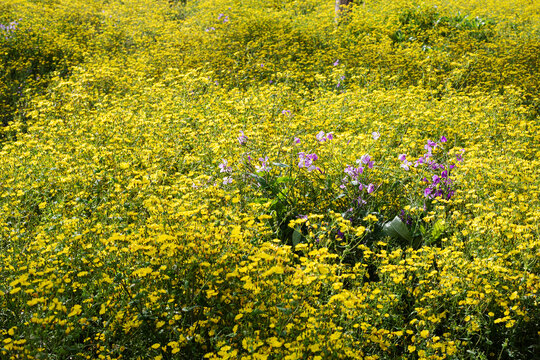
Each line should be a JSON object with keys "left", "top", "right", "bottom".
{"left": 431, "top": 219, "right": 446, "bottom": 239}
{"left": 272, "top": 162, "right": 290, "bottom": 168}
{"left": 292, "top": 227, "right": 302, "bottom": 247}
{"left": 249, "top": 173, "right": 268, "bottom": 187}
{"left": 382, "top": 216, "right": 412, "bottom": 242}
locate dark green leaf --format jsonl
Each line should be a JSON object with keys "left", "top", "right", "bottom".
{"left": 292, "top": 227, "right": 302, "bottom": 247}
{"left": 382, "top": 216, "right": 412, "bottom": 242}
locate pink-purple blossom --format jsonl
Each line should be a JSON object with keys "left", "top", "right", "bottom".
{"left": 316, "top": 131, "right": 334, "bottom": 142}
{"left": 218, "top": 159, "right": 232, "bottom": 173}
{"left": 255, "top": 156, "right": 271, "bottom": 173}
{"left": 359, "top": 154, "right": 374, "bottom": 169}
{"left": 399, "top": 154, "right": 413, "bottom": 170}
{"left": 298, "top": 152, "right": 320, "bottom": 172}
{"left": 238, "top": 131, "right": 248, "bottom": 145}
{"left": 344, "top": 164, "right": 363, "bottom": 181}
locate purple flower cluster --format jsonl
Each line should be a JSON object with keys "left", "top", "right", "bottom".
{"left": 341, "top": 154, "right": 377, "bottom": 207}
{"left": 217, "top": 13, "right": 229, "bottom": 23}
{"left": 342, "top": 154, "right": 375, "bottom": 186}
{"left": 218, "top": 160, "right": 233, "bottom": 185}
{"left": 399, "top": 136, "right": 464, "bottom": 200}
{"left": 336, "top": 75, "right": 345, "bottom": 88}
{"left": 343, "top": 164, "right": 363, "bottom": 183}
{"left": 255, "top": 156, "right": 271, "bottom": 173}
{"left": 415, "top": 137, "right": 443, "bottom": 168}
{"left": 422, "top": 171, "right": 453, "bottom": 200}
{"left": 298, "top": 152, "right": 319, "bottom": 172}
{"left": 238, "top": 130, "right": 248, "bottom": 145}
{"left": 358, "top": 154, "right": 374, "bottom": 169}
{"left": 218, "top": 159, "right": 232, "bottom": 173}
{"left": 1, "top": 20, "right": 19, "bottom": 40}
{"left": 398, "top": 154, "right": 413, "bottom": 170}
{"left": 316, "top": 131, "right": 334, "bottom": 142}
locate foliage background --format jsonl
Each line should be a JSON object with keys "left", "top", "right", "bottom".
{"left": 0, "top": 0, "right": 539, "bottom": 359}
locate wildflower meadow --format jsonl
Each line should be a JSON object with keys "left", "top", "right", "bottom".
{"left": 0, "top": 0, "right": 539, "bottom": 359}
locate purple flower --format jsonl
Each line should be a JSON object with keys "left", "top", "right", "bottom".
{"left": 345, "top": 165, "right": 363, "bottom": 181}
{"left": 367, "top": 183, "right": 375, "bottom": 194}
{"left": 223, "top": 176, "right": 233, "bottom": 185}
{"left": 293, "top": 137, "right": 301, "bottom": 144}
{"left": 218, "top": 159, "right": 232, "bottom": 173}
{"left": 424, "top": 187, "right": 433, "bottom": 198}
{"left": 372, "top": 132, "right": 380, "bottom": 140}
{"left": 398, "top": 154, "right": 407, "bottom": 162}
{"left": 238, "top": 130, "right": 248, "bottom": 145}
{"left": 315, "top": 131, "right": 334, "bottom": 142}
{"left": 432, "top": 175, "right": 440, "bottom": 185}
{"left": 333, "top": 59, "right": 339, "bottom": 66}
{"left": 344, "top": 165, "right": 356, "bottom": 177}
{"left": 298, "top": 152, "right": 319, "bottom": 172}
{"left": 400, "top": 162, "right": 412, "bottom": 171}
{"left": 456, "top": 153, "right": 463, "bottom": 162}
{"left": 282, "top": 109, "right": 291, "bottom": 115}
{"left": 360, "top": 154, "right": 370, "bottom": 164}
{"left": 255, "top": 156, "right": 271, "bottom": 173}
{"left": 440, "top": 136, "right": 447, "bottom": 143}
{"left": 316, "top": 131, "right": 327, "bottom": 142}
{"left": 359, "top": 154, "right": 374, "bottom": 169}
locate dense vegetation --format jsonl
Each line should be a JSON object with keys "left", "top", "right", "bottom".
{"left": 1, "top": 0, "right": 539, "bottom": 359}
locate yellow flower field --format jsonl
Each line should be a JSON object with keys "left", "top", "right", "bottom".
{"left": 0, "top": 0, "right": 539, "bottom": 359}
